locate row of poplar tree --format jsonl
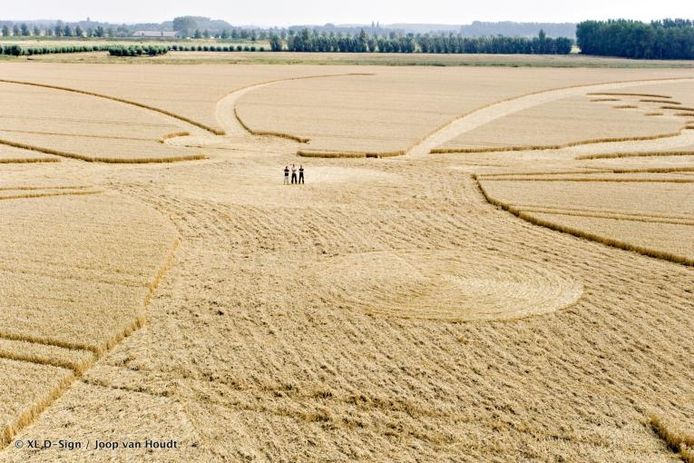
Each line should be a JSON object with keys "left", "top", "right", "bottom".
{"left": 0, "top": 23, "right": 275, "bottom": 40}
{"left": 1, "top": 23, "right": 110, "bottom": 38}
{"left": 273, "top": 29, "right": 573, "bottom": 54}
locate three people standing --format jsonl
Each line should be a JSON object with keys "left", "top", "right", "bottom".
{"left": 284, "top": 164, "right": 305, "bottom": 185}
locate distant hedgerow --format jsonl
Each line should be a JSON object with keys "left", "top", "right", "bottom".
{"left": 107, "top": 45, "right": 169, "bottom": 57}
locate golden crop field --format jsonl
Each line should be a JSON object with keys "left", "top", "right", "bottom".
{"left": 234, "top": 67, "right": 694, "bottom": 157}
{"left": 478, "top": 177, "right": 694, "bottom": 263}
{"left": 0, "top": 63, "right": 358, "bottom": 134}
{"left": 0, "top": 60, "right": 692, "bottom": 463}
{"left": 0, "top": 81, "right": 210, "bottom": 163}
{"left": 434, "top": 95, "right": 684, "bottom": 152}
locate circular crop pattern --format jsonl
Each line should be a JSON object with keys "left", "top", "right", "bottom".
{"left": 316, "top": 250, "right": 583, "bottom": 322}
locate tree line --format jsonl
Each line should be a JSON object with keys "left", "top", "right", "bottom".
{"left": 0, "top": 44, "right": 110, "bottom": 56}
{"left": 276, "top": 29, "right": 572, "bottom": 54}
{"left": 0, "top": 21, "right": 275, "bottom": 40}
{"left": 1, "top": 23, "right": 115, "bottom": 38}
{"left": 0, "top": 43, "right": 269, "bottom": 56}
{"left": 0, "top": 22, "right": 270, "bottom": 42}
{"left": 107, "top": 45, "right": 169, "bottom": 57}
{"left": 576, "top": 19, "right": 694, "bottom": 59}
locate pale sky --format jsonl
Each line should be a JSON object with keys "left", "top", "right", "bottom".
{"left": 4, "top": 0, "right": 692, "bottom": 26}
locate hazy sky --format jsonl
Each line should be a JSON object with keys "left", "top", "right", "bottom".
{"left": 5, "top": 0, "right": 692, "bottom": 25}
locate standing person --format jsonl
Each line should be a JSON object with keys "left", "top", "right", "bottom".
{"left": 298, "top": 165, "right": 305, "bottom": 184}
{"left": 283, "top": 165, "right": 290, "bottom": 185}
{"left": 291, "top": 164, "right": 297, "bottom": 184}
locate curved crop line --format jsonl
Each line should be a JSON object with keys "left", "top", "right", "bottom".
{"left": 474, "top": 175, "right": 693, "bottom": 266}
{"left": 479, "top": 169, "right": 606, "bottom": 178}
{"left": 577, "top": 150, "right": 694, "bottom": 160}
{"left": 144, "top": 238, "right": 179, "bottom": 306}
{"left": 478, "top": 167, "right": 694, "bottom": 178}
{"left": 0, "top": 330, "right": 102, "bottom": 356}
{"left": 0, "top": 156, "right": 59, "bottom": 164}
{"left": 590, "top": 167, "right": 694, "bottom": 174}
{"left": 501, "top": 202, "right": 693, "bottom": 221}
{"left": 514, "top": 210, "right": 694, "bottom": 266}
{"left": 481, "top": 177, "right": 694, "bottom": 183}
{"left": 0, "top": 138, "right": 206, "bottom": 163}
{"left": 0, "top": 349, "right": 94, "bottom": 374}
{"left": 233, "top": 106, "right": 309, "bottom": 142}
{"left": 0, "top": 190, "right": 102, "bottom": 201}
{"left": 0, "top": 78, "right": 223, "bottom": 135}
{"left": 639, "top": 99, "right": 680, "bottom": 104}
{"left": 477, "top": 171, "right": 587, "bottom": 179}
{"left": 512, "top": 208, "right": 694, "bottom": 226}
{"left": 0, "top": 185, "right": 92, "bottom": 191}
{"left": 588, "top": 92, "right": 672, "bottom": 98}
{"left": 406, "top": 76, "right": 694, "bottom": 158}
{"left": 590, "top": 98, "right": 620, "bottom": 102}
{"left": 217, "top": 71, "right": 374, "bottom": 141}
{"left": 431, "top": 128, "right": 687, "bottom": 154}
{"left": 0, "top": 128, "right": 154, "bottom": 142}
{"left": 662, "top": 105, "right": 694, "bottom": 111}
{"left": 158, "top": 131, "right": 191, "bottom": 143}
{"left": 297, "top": 149, "right": 404, "bottom": 159}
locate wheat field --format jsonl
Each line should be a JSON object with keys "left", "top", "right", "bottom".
{"left": 233, "top": 67, "right": 694, "bottom": 157}
{"left": 0, "top": 62, "right": 692, "bottom": 463}
{"left": 434, "top": 95, "right": 684, "bottom": 152}
{"left": 434, "top": 80, "right": 694, "bottom": 155}
{"left": 0, "top": 81, "right": 208, "bottom": 162}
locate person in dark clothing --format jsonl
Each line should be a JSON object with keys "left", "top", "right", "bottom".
{"left": 283, "top": 165, "right": 290, "bottom": 185}
{"left": 291, "top": 164, "right": 298, "bottom": 184}
{"left": 298, "top": 165, "right": 305, "bottom": 184}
